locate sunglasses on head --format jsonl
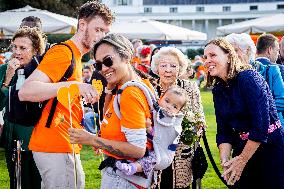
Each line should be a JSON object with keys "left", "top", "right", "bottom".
{"left": 95, "top": 55, "right": 115, "bottom": 71}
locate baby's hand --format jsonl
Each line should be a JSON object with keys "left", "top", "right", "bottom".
{"left": 146, "top": 126, "right": 153, "bottom": 135}
{"left": 146, "top": 118, "right": 152, "bottom": 128}
{"left": 146, "top": 118, "right": 154, "bottom": 135}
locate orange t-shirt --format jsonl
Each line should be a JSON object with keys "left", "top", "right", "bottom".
{"left": 100, "top": 79, "right": 152, "bottom": 159}
{"left": 29, "top": 40, "right": 83, "bottom": 153}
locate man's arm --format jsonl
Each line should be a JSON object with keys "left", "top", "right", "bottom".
{"left": 19, "top": 69, "right": 98, "bottom": 103}
{"left": 69, "top": 128, "right": 145, "bottom": 159}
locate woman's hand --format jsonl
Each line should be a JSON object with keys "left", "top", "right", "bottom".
{"left": 222, "top": 155, "right": 248, "bottom": 185}
{"left": 220, "top": 159, "right": 230, "bottom": 182}
{"left": 5, "top": 58, "right": 20, "bottom": 85}
{"left": 68, "top": 128, "right": 95, "bottom": 146}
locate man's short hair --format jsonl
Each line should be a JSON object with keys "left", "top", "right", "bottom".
{"left": 83, "top": 65, "right": 93, "bottom": 72}
{"left": 77, "top": 1, "right": 114, "bottom": 25}
{"left": 20, "top": 16, "right": 42, "bottom": 29}
{"left": 256, "top": 34, "right": 278, "bottom": 54}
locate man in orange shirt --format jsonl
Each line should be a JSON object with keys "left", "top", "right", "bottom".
{"left": 19, "top": 1, "right": 114, "bottom": 188}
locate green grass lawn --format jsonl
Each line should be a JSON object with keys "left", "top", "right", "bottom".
{"left": 0, "top": 90, "right": 228, "bottom": 189}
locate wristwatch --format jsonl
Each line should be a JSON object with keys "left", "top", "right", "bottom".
{"left": 104, "top": 87, "right": 116, "bottom": 95}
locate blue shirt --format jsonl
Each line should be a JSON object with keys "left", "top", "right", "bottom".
{"left": 213, "top": 70, "right": 283, "bottom": 155}
{"left": 252, "top": 58, "right": 284, "bottom": 125}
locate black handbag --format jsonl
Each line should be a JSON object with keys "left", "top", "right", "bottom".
{"left": 192, "top": 142, "right": 208, "bottom": 180}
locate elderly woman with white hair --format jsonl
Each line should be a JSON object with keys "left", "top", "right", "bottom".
{"left": 151, "top": 47, "right": 206, "bottom": 189}
{"left": 226, "top": 33, "right": 284, "bottom": 126}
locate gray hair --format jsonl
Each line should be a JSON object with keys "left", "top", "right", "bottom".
{"left": 225, "top": 33, "right": 256, "bottom": 61}
{"left": 93, "top": 33, "right": 134, "bottom": 61}
{"left": 151, "top": 47, "right": 188, "bottom": 76}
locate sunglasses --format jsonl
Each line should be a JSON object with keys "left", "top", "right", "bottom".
{"left": 95, "top": 55, "right": 115, "bottom": 71}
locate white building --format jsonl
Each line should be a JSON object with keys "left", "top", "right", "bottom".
{"left": 102, "top": 0, "right": 284, "bottom": 39}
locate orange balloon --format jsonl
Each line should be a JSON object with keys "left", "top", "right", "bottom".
{"left": 57, "top": 84, "right": 80, "bottom": 109}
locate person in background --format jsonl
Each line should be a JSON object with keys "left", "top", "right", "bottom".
{"left": 277, "top": 36, "right": 284, "bottom": 65}
{"left": 204, "top": 37, "right": 284, "bottom": 189}
{"left": 83, "top": 64, "right": 93, "bottom": 84}
{"left": 20, "top": 16, "right": 50, "bottom": 78}
{"left": 18, "top": 2, "right": 114, "bottom": 188}
{"left": 149, "top": 44, "right": 157, "bottom": 52}
{"left": 276, "top": 36, "right": 284, "bottom": 80}
{"left": 193, "top": 55, "right": 206, "bottom": 87}
{"left": 137, "top": 45, "right": 152, "bottom": 74}
{"left": 131, "top": 39, "right": 143, "bottom": 67}
{"left": 82, "top": 64, "right": 97, "bottom": 133}
{"left": 253, "top": 34, "right": 284, "bottom": 125}
{"left": 0, "top": 54, "right": 5, "bottom": 65}
{"left": 0, "top": 26, "right": 45, "bottom": 189}
{"left": 179, "top": 59, "right": 195, "bottom": 80}
{"left": 90, "top": 62, "right": 107, "bottom": 129}
{"left": 20, "top": 16, "right": 42, "bottom": 30}
{"left": 20, "top": 16, "right": 49, "bottom": 49}
{"left": 83, "top": 56, "right": 108, "bottom": 134}
{"left": 256, "top": 34, "right": 280, "bottom": 66}
{"left": 149, "top": 46, "right": 161, "bottom": 79}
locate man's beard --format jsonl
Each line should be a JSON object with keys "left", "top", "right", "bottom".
{"left": 82, "top": 29, "right": 91, "bottom": 50}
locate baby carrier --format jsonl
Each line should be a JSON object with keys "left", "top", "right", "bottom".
{"left": 113, "top": 80, "right": 184, "bottom": 170}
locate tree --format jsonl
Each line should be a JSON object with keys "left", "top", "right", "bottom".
{"left": 2, "top": 0, "right": 90, "bottom": 17}
{"left": 186, "top": 48, "right": 204, "bottom": 60}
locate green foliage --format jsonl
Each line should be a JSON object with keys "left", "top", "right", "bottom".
{"left": 3, "top": 0, "right": 89, "bottom": 17}
{"left": 47, "top": 34, "right": 73, "bottom": 44}
{"left": 180, "top": 113, "right": 203, "bottom": 145}
{"left": 197, "top": 48, "right": 204, "bottom": 56}
{"left": 186, "top": 48, "right": 204, "bottom": 60}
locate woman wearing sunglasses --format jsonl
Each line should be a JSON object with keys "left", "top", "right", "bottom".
{"left": 69, "top": 33, "right": 154, "bottom": 188}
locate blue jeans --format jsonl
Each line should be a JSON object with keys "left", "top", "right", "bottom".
{"left": 83, "top": 112, "right": 98, "bottom": 134}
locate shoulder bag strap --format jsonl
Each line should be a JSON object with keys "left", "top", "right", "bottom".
{"left": 45, "top": 43, "right": 75, "bottom": 128}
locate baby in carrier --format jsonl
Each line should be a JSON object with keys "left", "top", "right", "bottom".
{"left": 116, "top": 85, "right": 187, "bottom": 178}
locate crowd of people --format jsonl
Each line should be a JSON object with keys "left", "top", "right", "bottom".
{"left": 0, "top": 1, "right": 284, "bottom": 189}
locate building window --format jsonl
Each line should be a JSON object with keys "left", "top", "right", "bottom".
{"left": 144, "top": 7, "right": 152, "bottom": 13}
{"left": 277, "top": 4, "right": 284, "bottom": 9}
{"left": 117, "top": 0, "right": 128, "bottom": 5}
{"left": 250, "top": 5, "right": 258, "bottom": 10}
{"left": 169, "top": 7, "right": 178, "bottom": 13}
{"left": 223, "top": 6, "right": 231, "bottom": 12}
{"left": 196, "top": 6, "right": 204, "bottom": 12}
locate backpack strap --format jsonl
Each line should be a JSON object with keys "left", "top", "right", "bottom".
{"left": 265, "top": 64, "right": 271, "bottom": 85}
{"left": 113, "top": 80, "right": 157, "bottom": 120}
{"left": 45, "top": 42, "right": 75, "bottom": 128}
{"left": 265, "top": 65, "right": 276, "bottom": 99}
